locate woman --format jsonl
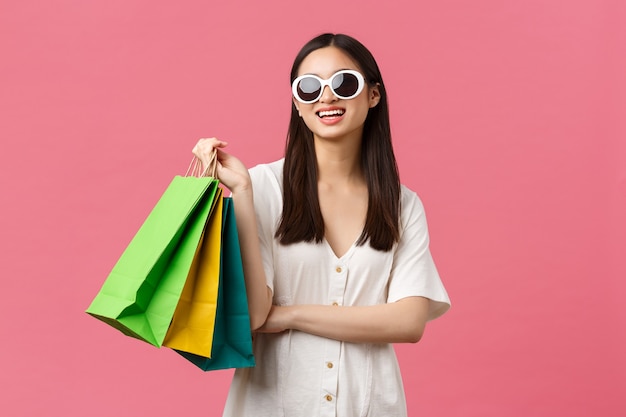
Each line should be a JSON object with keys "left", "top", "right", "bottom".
{"left": 193, "top": 33, "right": 450, "bottom": 417}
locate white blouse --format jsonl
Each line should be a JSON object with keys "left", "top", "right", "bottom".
{"left": 222, "top": 160, "right": 450, "bottom": 417}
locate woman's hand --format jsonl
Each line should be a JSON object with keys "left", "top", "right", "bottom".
{"left": 256, "top": 305, "right": 292, "bottom": 334}
{"left": 192, "top": 137, "right": 251, "bottom": 194}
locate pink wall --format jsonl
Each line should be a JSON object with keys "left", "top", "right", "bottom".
{"left": 1, "top": 1, "right": 624, "bottom": 416}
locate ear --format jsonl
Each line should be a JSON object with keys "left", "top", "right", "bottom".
{"left": 368, "top": 83, "right": 381, "bottom": 108}
{"left": 292, "top": 97, "right": 302, "bottom": 116}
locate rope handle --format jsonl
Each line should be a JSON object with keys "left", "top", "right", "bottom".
{"left": 185, "top": 149, "right": 218, "bottom": 178}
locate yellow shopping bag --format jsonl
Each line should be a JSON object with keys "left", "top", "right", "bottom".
{"left": 162, "top": 187, "right": 224, "bottom": 357}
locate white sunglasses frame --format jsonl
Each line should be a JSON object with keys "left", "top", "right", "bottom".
{"left": 291, "top": 69, "right": 366, "bottom": 104}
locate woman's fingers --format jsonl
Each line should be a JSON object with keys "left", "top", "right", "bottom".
{"left": 190, "top": 137, "right": 251, "bottom": 193}
{"left": 192, "top": 137, "right": 228, "bottom": 171}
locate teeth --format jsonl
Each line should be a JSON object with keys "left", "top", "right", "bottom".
{"left": 317, "top": 109, "right": 344, "bottom": 117}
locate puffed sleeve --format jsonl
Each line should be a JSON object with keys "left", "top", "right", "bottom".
{"left": 387, "top": 187, "right": 451, "bottom": 320}
{"left": 248, "top": 161, "right": 284, "bottom": 293}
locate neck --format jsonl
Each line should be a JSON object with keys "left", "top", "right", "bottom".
{"left": 314, "top": 130, "right": 364, "bottom": 185}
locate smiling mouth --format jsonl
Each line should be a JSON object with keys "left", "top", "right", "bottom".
{"left": 317, "top": 109, "right": 345, "bottom": 118}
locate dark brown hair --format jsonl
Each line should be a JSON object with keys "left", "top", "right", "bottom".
{"left": 276, "top": 33, "right": 401, "bottom": 251}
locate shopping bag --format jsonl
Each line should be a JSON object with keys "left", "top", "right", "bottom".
{"left": 176, "top": 197, "right": 256, "bottom": 371}
{"left": 86, "top": 175, "right": 220, "bottom": 347}
{"left": 162, "top": 192, "right": 224, "bottom": 357}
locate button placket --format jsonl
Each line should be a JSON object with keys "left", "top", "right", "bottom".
{"left": 320, "top": 339, "right": 340, "bottom": 415}
{"left": 328, "top": 262, "right": 347, "bottom": 307}
{"left": 321, "top": 262, "right": 345, "bottom": 415}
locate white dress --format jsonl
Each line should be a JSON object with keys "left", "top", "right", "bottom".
{"left": 222, "top": 159, "right": 450, "bottom": 417}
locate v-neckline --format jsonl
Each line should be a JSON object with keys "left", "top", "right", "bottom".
{"left": 323, "top": 236, "right": 358, "bottom": 260}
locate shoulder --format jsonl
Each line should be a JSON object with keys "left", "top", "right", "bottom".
{"left": 248, "top": 159, "right": 284, "bottom": 216}
{"left": 249, "top": 159, "right": 284, "bottom": 196}
{"left": 249, "top": 159, "right": 284, "bottom": 189}
{"left": 399, "top": 185, "right": 429, "bottom": 236}
{"left": 400, "top": 185, "right": 426, "bottom": 219}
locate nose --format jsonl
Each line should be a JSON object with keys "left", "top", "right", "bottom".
{"left": 319, "top": 85, "right": 337, "bottom": 103}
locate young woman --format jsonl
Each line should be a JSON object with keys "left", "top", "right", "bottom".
{"left": 193, "top": 33, "right": 450, "bottom": 417}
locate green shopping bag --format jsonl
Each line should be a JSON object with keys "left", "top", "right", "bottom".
{"left": 86, "top": 176, "right": 220, "bottom": 347}
{"left": 176, "top": 197, "right": 255, "bottom": 370}
{"left": 162, "top": 192, "right": 223, "bottom": 356}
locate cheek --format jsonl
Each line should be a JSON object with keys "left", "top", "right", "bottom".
{"left": 350, "top": 100, "right": 372, "bottom": 123}
{"left": 301, "top": 110, "right": 317, "bottom": 128}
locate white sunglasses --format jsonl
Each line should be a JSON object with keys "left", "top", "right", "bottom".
{"left": 292, "top": 69, "right": 366, "bottom": 104}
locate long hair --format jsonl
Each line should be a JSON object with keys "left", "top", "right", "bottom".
{"left": 276, "top": 33, "right": 401, "bottom": 251}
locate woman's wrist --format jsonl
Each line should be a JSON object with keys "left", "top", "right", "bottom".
{"left": 285, "top": 305, "right": 298, "bottom": 331}
{"left": 227, "top": 174, "right": 253, "bottom": 195}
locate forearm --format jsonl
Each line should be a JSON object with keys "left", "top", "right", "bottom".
{"left": 278, "top": 297, "right": 429, "bottom": 344}
{"left": 231, "top": 188, "right": 272, "bottom": 330}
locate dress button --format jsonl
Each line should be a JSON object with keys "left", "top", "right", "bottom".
{"left": 336, "top": 266, "right": 342, "bottom": 273}
{"left": 327, "top": 362, "right": 334, "bottom": 369}
{"left": 325, "top": 394, "right": 333, "bottom": 402}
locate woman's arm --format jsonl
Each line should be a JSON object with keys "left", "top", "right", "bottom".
{"left": 257, "top": 296, "right": 430, "bottom": 344}
{"left": 193, "top": 138, "right": 272, "bottom": 330}
{"left": 229, "top": 187, "right": 273, "bottom": 330}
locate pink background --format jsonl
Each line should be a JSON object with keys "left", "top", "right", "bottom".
{"left": 1, "top": 1, "right": 625, "bottom": 416}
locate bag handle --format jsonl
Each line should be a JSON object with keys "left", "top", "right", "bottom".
{"left": 186, "top": 150, "right": 218, "bottom": 178}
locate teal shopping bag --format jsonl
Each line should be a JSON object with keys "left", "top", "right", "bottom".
{"left": 176, "top": 197, "right": 256, "bottom": 370}
{"left": 86, "top": 176, "right": 220, "bottom": 347}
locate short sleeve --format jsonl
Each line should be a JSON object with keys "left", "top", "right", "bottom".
{"left": 387, "top": 187, "right": 451, "bottom": 321}
{"left": 248, "top": 161, "right": 284, "bottom": 293}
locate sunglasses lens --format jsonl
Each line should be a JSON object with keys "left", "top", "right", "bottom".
{"left": 296, "top": 77, "right": 322, "bottom": 102}
{"left": 332, "top": 72, "right": 360, "bottom": 98}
